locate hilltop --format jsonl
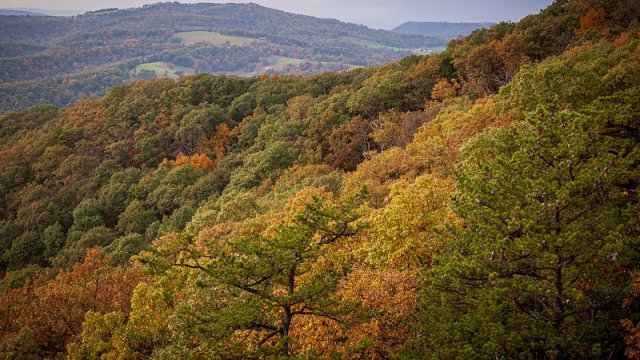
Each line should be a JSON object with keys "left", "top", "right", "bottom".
{"left": 0, "top": 2, "right": 444, "bottom": 113}
{"left": 0, "top": 9, "right": 46, "bottom": 16}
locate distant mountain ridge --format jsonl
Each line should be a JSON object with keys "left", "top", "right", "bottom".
{"left": 0, "top": 8, "right": 82, "bottom": 16}
{"left": 393, "top": 21, "right": 493, "bottom": 40}
{"left": 0, "top": 9, "right": 46, "bottom": 16}
{"left": 0, "top": 3, "right": 442, "bottom": 48}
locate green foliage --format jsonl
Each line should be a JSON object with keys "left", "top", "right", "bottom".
{"left": 134, "top": 135, "right": 170, "bottom": 169}
{"left": 54, "top": 227, "right": 118, "bottom": 267}
{"left": 229, "top": 141, "right": 299, "bottom": 189}
{"left": 117, "top": 200, "right": 158, "bottom": 235}
{"left": 72, "top": 198, "right": 105, "bottom": 232}
{"left": 0, "top": 264, "right": 41, "bottom": 290}
{"left": 2, "top": 231, "right": 44, "bottom": 270}
{"left": 176, "top": 104, "right": 227, "bottom": 154}
{"left": 105, "top": 234, "right": 148, "bottom": 266}
{"left": 42, "top": 222, "right": 66, "bottom": 259}
{"left": 501, "top": 39, "right": 640, "bottom": 113}
{"left": 150, "top": 191, "right": 366, "bottom": 356}
{"left": 0, "top": 221, "right": 21, "bottom": 270}
{"left": 347, "top": 70, "right": 409, "bottom": 118}
{"left": 146, "top": 165, "right": 203, "bottom": 215}
{"left": 98, "top": 168, "right": 143, "bottom": 221}
{"left": 415, "top": 88, "right": 640, "bottom": 358}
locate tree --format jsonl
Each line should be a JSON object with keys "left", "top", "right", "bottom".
{"left": 117, "top": 200, "right": 157, "bottom": 235}
{"left": 623, "top": 272, "right": 640, "bottom": 359}
{"left": 149, "top": 188, "right": 366, "bottom": 356}
{"left": 415, "top": 89, "right": 640, "bottom": 358}
{"left": 53, "top": 227, "right": 118, "bottom": 267}
{"left": 576, "top": 8, "right": 606, "bottom": 35}
{"left": 97, "top": 168, "right": 143, "bottom": 224}
{"left": 0, "top": 248, "right": 143, "bottom": 358}
{"left": 105, "top": 234, "right": 148, "bottom": 266}
{"left": 363, "top": 174, "right": 456, "bottom": 268}
{"left": 343, "top": 147, "right": 422, "bottom": 208}
{"left": 72, "top": 198, "right": 104, "bottom": 232}
{"left": 326, "top": 116, "right": 370, "bottom": 171}
{"left": 173, "top": 153, "right": 216, "bottom": 172}
{"left": 200, "top": 123, "right": 232, "bottom": 161}
{"left": 430, "top": 78, "right": 458, "bottom": 102}
{"left": 229, "top": 141, "right": 298, "bottom": 189}
{"left": 42, "top": 222, "right": 66, "bottom": 259}
{"left": 2, "top": 231, "right": 44, "bottom": 270}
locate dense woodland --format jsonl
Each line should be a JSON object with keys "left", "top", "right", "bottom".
{"left": 1, "top": 0, "right": 640, "bottom": 358}
{"left": 0, "top": 2, "right": 444, "bottom": 114}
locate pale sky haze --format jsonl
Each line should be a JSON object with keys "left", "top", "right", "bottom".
{"left": 0, "top": 0, "right": 555, "bottom": 29}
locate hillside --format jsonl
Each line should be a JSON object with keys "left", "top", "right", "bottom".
{"left": 0, "top": 0, "right": 639, "bottom": 358}
{"left": 393, "top": 21, "right": 493, "bottom": 39}
{"left": 0, "top": 2, "right": 444, "bottom": 113}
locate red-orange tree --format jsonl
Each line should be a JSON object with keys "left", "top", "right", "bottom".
{"left": 0, "top": 248, "right": 144, "bottom": 358}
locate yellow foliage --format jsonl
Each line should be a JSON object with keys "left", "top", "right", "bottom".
{"left": 286, "top": 94, "right": 314, "bottom": 121}
{"left": 284, "top": 186, "right": 334, "bottom": 223}
{"left": 291, "top": 266, "right": 417, "bottom": 358}
{"left": 195, "top": 213, "right": 276, "bottom": 251}
{"left": 408, "top": 96, "right": 515, "bottom": 178}
{"left": 360, "top": 174, "right": 457, "bottom": 268}
{"left": 343, "top": 147, "right": 422, "bottom": 208}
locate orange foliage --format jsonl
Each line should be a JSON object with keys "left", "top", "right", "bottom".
{"left": 0, "top": 248, "right": 144, "bottom": 357}
{"left": 615, "top": 32, "right": 631, "bottom": 48}
{"left": 200, "top": 123, "right": 231, "bottom": 160}
{"left": 623, "top": 271, "right": 640, "bottom": 359}
{"left": 173, "top": 152, "right": 215, "bottom": 172}
{"left": 431, "top": 78, "right": 458, "bottom": 102}
{"left": 489, "top": 33, "right": 529, "bottom": 84}
{"left": 576, "top": 8, "right": 606, "bottom": 35}
{"left": 291, "top": 266, "right": 417, "bottom": 358}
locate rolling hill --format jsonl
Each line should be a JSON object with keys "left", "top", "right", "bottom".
{"left": 0, "top": 2, "right": 445, "bottom": 113}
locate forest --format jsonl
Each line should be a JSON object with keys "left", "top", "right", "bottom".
{"left": 0, "top": 0, "right": 639, "bottom": 358}
{"left": 0, "top": 2, "right": 444, "bottom": 114}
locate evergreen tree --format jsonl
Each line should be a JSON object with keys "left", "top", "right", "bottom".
{"left": 415, "top": 88, "right": 640, "bottom": 359}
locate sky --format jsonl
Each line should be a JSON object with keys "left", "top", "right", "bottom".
{"left": 0, "top": 0, "right": 555, "bottom": 29}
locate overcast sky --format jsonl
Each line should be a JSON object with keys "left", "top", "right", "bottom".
{"left": 1, "top": 0, "right": 555, "bottom": 29}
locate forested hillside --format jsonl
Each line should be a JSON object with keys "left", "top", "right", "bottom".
{"left": 0, "top": 2, "right": 443, "bottom": 114}
{"left": 1, "top": 0, "right": 639, "bottom": 358}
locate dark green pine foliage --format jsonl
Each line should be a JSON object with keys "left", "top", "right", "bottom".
{"left": 415, "top": 87, "right": 640, "bottom": 359}
{"left": 148, "top": 192, "right": 367, "bottom": 357}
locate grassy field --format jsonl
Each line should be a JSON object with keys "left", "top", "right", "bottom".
{"left": 175, "top": 31, "right": 264, "bottom": 46}
{"left": 341, "top": 36, "right": 444, "bottom": 54}
{"left": 268, "top": 56, "right": 306, "bottom": 71}
{"left": 134, "top": 62, "right": 195, "bottom": 78}
{"left": 262, "top": 56, "right": 361, "bottom": 73}
{"left": 341, "top": 37, "right": 389, "bottom": 49}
